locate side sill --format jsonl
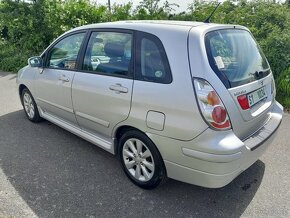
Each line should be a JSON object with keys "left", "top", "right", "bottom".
{"left": 39, "top": 107, "right": 115, "bottom": 154}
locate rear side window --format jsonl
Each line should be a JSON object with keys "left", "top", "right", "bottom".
{"left": 205, "top": 29, "right": 270, "bottom": 88}
{"left": 136, "top": 32, "right": 172, "bottom": 84}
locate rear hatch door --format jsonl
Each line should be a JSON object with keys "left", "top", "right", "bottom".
{"left": 189, "top": 26, "right": 275, "bottom": 140}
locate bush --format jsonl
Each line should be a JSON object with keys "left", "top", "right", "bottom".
{"left": 0, "top": 0, "right": 289, "bottom": 109}
{"left": 0, "top": 42, "right": 31, "bottom": 72}
{"left": 276, "top": 67, "right": 290, "bottom": 109}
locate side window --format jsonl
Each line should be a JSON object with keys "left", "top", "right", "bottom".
{"left": 83, "top": 32, "right": 132, "bottom": 76}
{"left": 136, "top": 32, "right": 172, "bottom": 84}
{"left": 48, "top": 33, "right": 85, "bottom": 70}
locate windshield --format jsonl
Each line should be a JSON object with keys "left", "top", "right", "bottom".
{"left": 205, "top": 29, "right": 270, "bottom": 88}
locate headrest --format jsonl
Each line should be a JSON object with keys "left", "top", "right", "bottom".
{"left": 104, "top": 42, "right": 125, "bottom": 57}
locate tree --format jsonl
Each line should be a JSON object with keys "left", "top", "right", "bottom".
{"left": 110, "top": 3, "right": 133, "bottom": 21}
{"left": 134, "top": 0, "right": 179, "bottom": 19}
{"left": 0, "top": 0, "right": 289, "bottom": 108}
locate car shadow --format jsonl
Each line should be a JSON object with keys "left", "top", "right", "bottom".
{"left": 0, "top": 110, "right": 265, "bottom": 218}
{"left": 8, "top": 74, "right": 17, "bottom": 80}
{"left": 0, "top": 71, "right": 14, "bottom": 77}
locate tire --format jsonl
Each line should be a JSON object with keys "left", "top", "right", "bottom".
{"left": 21, "top": 88, "right": 42, "bottom": 123}
{"left": 118, "top": 130, "right": 167, "bottom": 189}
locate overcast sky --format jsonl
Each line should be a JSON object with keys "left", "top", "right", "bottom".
{"left": 97, "top": 0, "right": 196, "bottom": 13}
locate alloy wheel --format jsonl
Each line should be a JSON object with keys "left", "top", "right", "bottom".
{"left": 23, "top": 92, "right": 35, "bottom": 119}
{"left": 122, "top": 138, "right": 155, "bottom": 182}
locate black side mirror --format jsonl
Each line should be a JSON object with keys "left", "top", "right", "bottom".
{"left": 28, "top": 56, "right": 43, "bottom": 68}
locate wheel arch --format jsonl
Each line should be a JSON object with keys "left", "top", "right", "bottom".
{"left": 113, "top": 125, "right": 166, "bottom": 165}
{"left": 19, "top": 84, "right": 28, "bottom": 105}
{"left": 114, "top": 125, "right": 140, "bottom": 155}
{"left": 114, "top": 124, "right": 168, "bottom": 188}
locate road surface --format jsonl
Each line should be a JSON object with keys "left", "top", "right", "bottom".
{"left": 0, "top": 72, "right": 289, "bottom": 217}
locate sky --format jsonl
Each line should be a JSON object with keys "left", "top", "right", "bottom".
{"left": 96, "top": 0, "right": 196, "bottom": 13}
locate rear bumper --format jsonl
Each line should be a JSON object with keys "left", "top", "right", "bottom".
{"left": 148, "top": 101, "right": 283, "bottom": 188}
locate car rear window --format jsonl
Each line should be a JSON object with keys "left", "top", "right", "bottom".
{"left": 135, "top": 31, "right": 172, "bottom": 84}
{"left": 205, "top": 29, "right": 270, "bottom": 88}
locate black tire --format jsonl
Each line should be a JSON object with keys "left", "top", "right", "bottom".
{"left": 118, "top": 130, "right": 167, "bottom": 189}
{"left": 21, "top": 88, "right": 42, "bottom": 123}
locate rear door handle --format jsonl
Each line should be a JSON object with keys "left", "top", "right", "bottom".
{"left": 59, "top": 75, "right": 70, "bottom": 82}
{"left": 109, "top": 83, "right": 128, "bottom": 93}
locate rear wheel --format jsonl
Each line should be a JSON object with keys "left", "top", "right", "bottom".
{"left": 21, "top": 88, "right": 42, "bottom": 122}
{"left": 118, "top": 130, "right": 166, "bottom": 189}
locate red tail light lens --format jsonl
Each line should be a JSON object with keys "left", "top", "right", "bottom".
{"left": 237, "top": 95, "right": 250, "bottom": 110}
{"left": 212, "top": 106, "right": 227, "bottom": 123}
{"left": 211, "top": 120, "right": 231, "bottom": 129}
{"left": 194, "top": 78, "right": 231, "bottom": 130}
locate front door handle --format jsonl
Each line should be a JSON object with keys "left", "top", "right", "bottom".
{"left": 109, "top": 83, "right": 128, "bottom": 93}
{"left": 59, "top": 75, "right": 70, "bottom": 82}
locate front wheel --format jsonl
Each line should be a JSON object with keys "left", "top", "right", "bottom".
{"left": 118, "top": 130, "right": 166, "bottom": 189}
{"left": 21, "top": 88, "right": 42, "bottom": 123}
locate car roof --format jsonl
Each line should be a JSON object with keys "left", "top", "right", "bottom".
{"left": 66, "top": 20, "right": 246, "bottom": 36}
{"left": 69, "top": 20, "right": 207, "bottom": 33}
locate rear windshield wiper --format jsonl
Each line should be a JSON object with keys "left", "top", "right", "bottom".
{"left": 249, "top": 69, "right": 270, "bottom": 79}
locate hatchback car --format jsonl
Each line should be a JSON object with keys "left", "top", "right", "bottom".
{"left": 17, "top": 21, "right": 283, "bottom": 189}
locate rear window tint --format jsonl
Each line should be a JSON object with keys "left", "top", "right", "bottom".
{"left": 136, "top": 32, "right": 172, "bottom": 84}
{"left": 205, "top": 29, "right": 270, "bottom": 88}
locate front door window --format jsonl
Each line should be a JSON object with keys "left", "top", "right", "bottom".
{"left": 48, "top": 33, "right": 85, "bottom": 70}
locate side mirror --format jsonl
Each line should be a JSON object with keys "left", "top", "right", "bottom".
{"left": 28, "top": 56, "right": 43, "bottom": 68}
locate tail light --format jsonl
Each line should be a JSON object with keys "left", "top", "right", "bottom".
{"left": 237, "top": 95, "right": 250, "bottom": 110}
{"left": 194, "top": 78, "right": 231, "bottom": 130}
{"left": 271, "top": 78, "right": 275, "bottom": 96}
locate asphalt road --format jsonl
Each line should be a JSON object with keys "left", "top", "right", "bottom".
{"left": 0, "top": 72, "right": 289, "bottom": 218}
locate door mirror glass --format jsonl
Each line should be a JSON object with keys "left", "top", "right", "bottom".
{"left": 28, "top": 56, "right": 43, "bottom": 68}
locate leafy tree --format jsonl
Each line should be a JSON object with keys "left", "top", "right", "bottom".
{"left": 110, "top": 2, "right": 133, "bottom": 21}
{"left": 0, "top": 0, "right": 289, "bottom": 107}
{"left": 182, "top": 0, "right": 290, "bottom": 79}
{"left": 134, "top": 0, "right": 179, "bottom": 19}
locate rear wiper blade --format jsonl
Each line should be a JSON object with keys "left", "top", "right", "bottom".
{"left": 248, "top": 69, "right": 270, "bottom": 79}
{"left": 255, "top": 69, "right": 270, "bottom": 79}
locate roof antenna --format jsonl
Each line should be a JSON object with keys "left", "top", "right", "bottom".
{"left": 204, "top": 2, "right": 221, "bottom": 23}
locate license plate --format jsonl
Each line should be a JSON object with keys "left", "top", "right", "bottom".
{"left": 247, "top": 87, "right": 267, "bottom": 107}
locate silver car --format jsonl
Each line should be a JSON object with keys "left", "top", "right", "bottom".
{"left": 17, "top": 21, "right": 283, "bottom": 189}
